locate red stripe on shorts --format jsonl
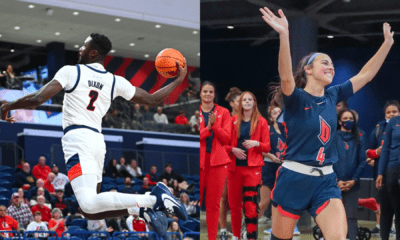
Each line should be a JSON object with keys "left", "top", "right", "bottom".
{"left": 278, "top": 205, "right": 300, "bottom": 220}
{"left": 316, "top": 200, "right": 330, "bottom": 215}
{"left": 270, "top": 166, "right": 282, "bottom": 200}
{"left": 68, "top": 163, "right": 83, "bottom": 181}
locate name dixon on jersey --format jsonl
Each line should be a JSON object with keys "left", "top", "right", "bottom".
{"left": 88, "top": 80, "right": 104, "bottom": 90}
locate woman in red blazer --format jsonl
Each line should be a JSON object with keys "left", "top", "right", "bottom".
{"left": 200, "top": 81, "right": 232, "bottom": 240}
{"left": 227, "top": 91, "right": 270, "bottom": 240}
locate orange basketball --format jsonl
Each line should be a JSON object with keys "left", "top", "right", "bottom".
{"left": 155, "top": 48, "right": 186, "bottom": 78}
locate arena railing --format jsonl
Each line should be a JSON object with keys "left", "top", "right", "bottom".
{"left": 183, "top": 232, "right": 200, "bottom": 240}
{"left": 24, "top": 230, "right": 58, "bottom": 239}
{"left": 0, "top": 230, "right": 22, "bottom": 239}
{"left": 112, "top": 231, "right": 159, "bottom": 240}
{"left": 61, "top": 230, "right": 111, "bottom": 239}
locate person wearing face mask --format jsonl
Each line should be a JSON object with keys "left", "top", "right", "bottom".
{"left": 333, "top": 110, "right": 367, "bottom": 240}
{"left": 366, "top": 100, "right": 400, "bottom": 236}
{"left": 226, "top": 92, "right": 270, "bottom": 240}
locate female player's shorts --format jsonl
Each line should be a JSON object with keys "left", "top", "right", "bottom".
{"left": 271, "top": 161, "right": 341, "bottom": 219}
{"left": 262, "top": 161, "right": 281, "bottom": 189}
{"left": 62, "top": 127, "right": 106, "bottom": 183}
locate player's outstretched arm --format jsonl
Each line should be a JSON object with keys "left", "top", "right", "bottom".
{"left": 130, "top": 61, "right": 187, "bottom": 107}
{"left": 350, "top": 23, "right": 394, "bottom": 93}
{"left": 260, "top": 7, "right": 295, "bottom": 96}
{"left": 1, "top": 80, "right": 63, "bottom": 122}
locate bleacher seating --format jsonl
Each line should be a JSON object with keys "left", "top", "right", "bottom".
{"left": 0, "top": 179, "right": 12, "bottom": 190}
{"left": 0, "top": 196, "right": 10, "bottom": 206}
{"left": 0, "top": 187, "right": 12, "bottom": 199}
{"left": 70, "top": 218, "right": 88, "bottom": 229}
{"left": 0, "top": 172, "right": 14, "bottom": 182}
{"left": 0, "top": 166, "right": 13, "bottom": 172}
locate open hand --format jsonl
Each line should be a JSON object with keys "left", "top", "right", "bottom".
{"left": 208, "top": 112, "right": 216, "bottom": 125}
{"left": 383, "top": 22, "right": 394, "bottom": 45}
{"left": 260, "top": 8, "right": 289, "bottom": 35}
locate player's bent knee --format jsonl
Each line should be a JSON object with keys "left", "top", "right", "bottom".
{"left": 271, "top": 233, "right": 292, "bottom": 240}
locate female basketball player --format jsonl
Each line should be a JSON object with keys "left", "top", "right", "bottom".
{"left": 200, "top": 81, "right": 232, "bottom": 240}
{"left": 260, "top": 7, "right": 394, "bottom": 240}
{"left": 334, "top": 110, "right": 367, "bottom": 240}
{"left": 227, "top": 91, "right": 270, "bottom": 240}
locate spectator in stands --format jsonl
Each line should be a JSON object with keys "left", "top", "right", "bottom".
{"left": 30, "top": 187, "right": 52, "bottom": 208}
{"left": 158, "top": 163, "right": 195, "bottom": 193}
{"left": 137, "top": 177, "right": 151, "bottom": 194}
{"left": 16, "top": 188, "right": 30, "bottom": 206}
{"left": 6, "top": 193, "right": 33, "bottom": 231}
{"left": 167, "top": 221, "right": 183, "bottom": 240}
{"left": 126, "top": 212, "right": 148, "bottom": 237}
{"left": 146, "top": 165, "right": 158, "bottom": 186}
{"left": 63, "top": 182, "right": 74, "bottom": 198}
{"left": 29, "top": 180, "right": 52, "bottom": 202}
{"left": 132, "top": 104, "right": 143, "bottom": 121}
{"left": 87, "top": 219, "right": 108, "bottom": 237}
{"left": 171, "top": 180, "right": 181, "bottom": 198}
{"left": 106, "top": 159, "right": 121, "bottom": 179}
{"left": 32, "top": 156, "right": 51, "bottom": 181}
{"left": 116, "top": 157, "right": 131, "bottom": 178}
{"left": 44, "top": 172, "right": 56, "bottom": 197}
{"left": 336, "top": 100, "right": 348, "bottom": 114}
{"left": 127, "top": 159, "right": 142, "bottom": 178}
{"left": 15, "top": 162, "right": 36, "bottom": 190}
{"left": 153, "top": 107, "right": 168, "bottom": 124}
{"left": 49, "top": 208, "right": 68, "bottom": 238}
{"left": 51, "top": 164, "right": 69, "bottom": 191}
{"left": 0, "top": 65, "right": 19, "bottom": 89}
{"left": 142, "top": 105, "right": 154, "bottom": 121}
{"left": 189, "top": 110, "right": 200, "bottom": 133}
{"left": 65, "top": 207, "right": 84, "bottom": 226}
{"left": 15, "top": 158, "right": 26, "bottom": 174}
{"left": 30, "top": 196, "right": 51, "bottom": 222}
{"left": 51, "top": 189, "right": 70, "bottom": 217}
{"left": 180, "top": 193, "right": 198, "bottom": 218}
{"left": 106, "top": 109, "right": 123, "bottom": 129}
{"left": 106, "top": 216, "right": 129, "bottom": 235}
{"left": 175, "top": 110, "right": 190, "bottom": 125}
{"left": 0, "top": 205, "right": 20, "bottom": 238}
{"left": 120, "top": 177, "right": 136, "bottom": 194}
{"left": 26, "top": 211, "right": 49, "bottom": 238}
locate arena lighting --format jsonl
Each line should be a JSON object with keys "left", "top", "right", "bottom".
{"left": 0, "top": 34, "right": 2, "bottom": 38}
{"left": 144, "top": 54, "right": 150, "bottom": 58}
{"left": 129, "top": 43, "right": 135, "bottom": 46}
{"left": 73, "top": 11, "right": 79, "bottom": 15}
{"left": 110, "top": 50, "right": 116, "bottom": 53}
{"left": 227, "top": 26, "right": 234, "bottom": 29}
{"left": 10, "top": 49, "right": 14, "bottom": 53}
{"left": 36, "top": 40, "right": 42, "bottom": 43}
{"left": 14, "top": 26, "right": 20, "bottom": 30}
{"left": 327, "top": 35, "right": 334, "bottom": 38}
{"left": 74, "top": 45, "right": 80, "bottom": 48}
{"left": 197, "top": 53, "right": 200, "bottom": 56}
{"left": 192, "top": 31, "right": 198, "bottom": 34}
{"left": 115, "top": 18, "right": 121, "bottom": 22}
{"left": 155, "top": 24, "right": 161, "bottom": 28}
{"left": 55, "top": 32, "right": 60, "bottom": 36}
{"left": 28, "top": 5, "right": 35, "bottom": 8}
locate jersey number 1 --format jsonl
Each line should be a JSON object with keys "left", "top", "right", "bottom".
{"left": 87, "top": 90, "right": 99, "bottom": 111}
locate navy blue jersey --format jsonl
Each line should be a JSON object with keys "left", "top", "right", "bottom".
{"left": 281, "top": 80, "right": 353, "bottom": 166}
{"left": 378, "top": 116, "right": 400, "bottom": 175}
{"left": 236, "top": 121, "right": 251, "bottom": 166}
{"left": 203, "top": 105, "right": 216, "bottom": 153}
{"left": 333, "top": 130, "right": 367, "bottom": 191}
{"left": 269, "top": 122, "right": 287, "bottom": 160}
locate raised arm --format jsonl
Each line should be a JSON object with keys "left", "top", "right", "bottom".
{"left": 260, "top": 8, "right": 295, "bottom": 96}
{"left": 130, "top": 62, "right": 187, "bottom": 107}
{"left": 350, "top": 23, "right": 394, "bottom": 93}
{"left": 1, "top": 80, "right": 63, "bottom": 122}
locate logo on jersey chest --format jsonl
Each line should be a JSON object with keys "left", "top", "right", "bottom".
{"left": 277, "top": 138, "right": 284, "bottom": 151}
{"left": 318, "top": 116, "right": 331, "bottom": 145}
{"left": 344, "top": 141, "right": 349, "bottom": 150}
{"left": 88, "top": 80, "right": 104, "bottom": 90}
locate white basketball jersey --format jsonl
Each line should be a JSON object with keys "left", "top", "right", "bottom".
{"left": 54, "top": 63, "right": 136, "bottom": 132}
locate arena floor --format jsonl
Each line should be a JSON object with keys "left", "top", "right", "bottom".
{"left": 200, "top": 211, "right": 396, "bottom": 240}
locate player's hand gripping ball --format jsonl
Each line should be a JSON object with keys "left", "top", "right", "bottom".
{"left": 155, "top": 48, "right": 186, "bottom": 78}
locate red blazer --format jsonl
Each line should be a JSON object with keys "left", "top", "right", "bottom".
{"left": 200, "top": 104, "right": 232, "bottom": 169}
{"left": 227, "top": 115, "right": 271, "bottom": 171}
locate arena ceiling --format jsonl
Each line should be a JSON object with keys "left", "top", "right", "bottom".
{"left": 201, "top": 0, "right": 400, "bottom": 47}
{"left": 0, "top": 0, "right": 200, "bottom": 70}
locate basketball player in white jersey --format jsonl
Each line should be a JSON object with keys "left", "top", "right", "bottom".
{"left": 1, "top": 33, "right": 188, "bottom": 235}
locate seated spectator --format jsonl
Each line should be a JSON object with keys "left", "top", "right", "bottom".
{"left": 167, "top": 221, "right": 183, "bottom": 240}
{"left": 106, "top": 109, "right": 123, "bottom": 129}
{"left": 15, "top": 162, "right": 36, "bottom": 190}
{"left": 153, "top": 107, "right": 168, "bottom": 124}
{"left": 30, "top": 180, "right": 52, "bottom": 201}
{"left": 106, "top": 216, "right": 128, "bottom": 235}
{"left": 0, "top": 205, "right": 20, "bottom": 238}
{"left": 51, "top": 164, "right": 69, "bottom": 191}
{"left": 120, "top": 177, "right": 136, "bottom": 194}
{"left": 26, "top": 211, "right": 49, "bottom": 238}
{"left": 127, "top": 159, "right": 142, "bottom": 178}
{"left": 171, "top": 180, "right": 181, "bottom": 198}
{"left": 65, "top": 207, "right": 84, "bottom": 226}
{"left": 189, "top": 110, "right": 200, "bottom": 133}
{"left": 142, "top": 105, "right": 154, "bottom": 122}
{"left": 49, "top": 208, "right": 68, "bottom": 238}
{"left": 13, "top": 188, "right": 30, "bottom": 207}
{"left": 106, "top": 159, "right": 121, "bottom": 179}
{"left": 51, "top": 189, "right": 70, "bottom": 217}
{"left": 158, "top": 163, "right": 195, "bottom": 193}
{"left": 175, "top": 110, "right": 190, "bottom": 125}
{"left": 126, "top": 211, "right": 148, "bottom": 237}
{"left": 15, "top": 158, "right": 26, "bottom": 174}
{"left": 30, "top": 196, "right": 51, "bottom": 222}
{"left": 146, "top": 165, "right": 158, "bottom": 186}
{"left": 116, "top": 157, "right": 131, "bottom": 178}
{"left": 137, "top": 177, "right": 151, "bottom": 194}
{"left": 180, "top": 193, "right": 198, "bottom": 218}
{"left": 32, "top": 156, "right": 51, "bottom": 181}
{"left": 44, "top": 173, "right": 56, "bottom": 197}
{"left": 132, "top": 103, "right": 143, "bottom": 122}
{"left": 30, "top": 187, "right": 52, "bottom": 208}
{"left": 87, "top": 219, "right": 109, "bottom": 237}
{"left": 6, "top": 193, "right": 33, "bottom": 231}
{"left": 64, "top": 182, "right": 74, "bottom": 198}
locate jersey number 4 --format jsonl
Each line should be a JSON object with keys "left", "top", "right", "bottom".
{"left": 86, "top": 90, "right": 99, "bottom": 111}
{"left": 317, "top": 116, "right": 331, "bottom": 164}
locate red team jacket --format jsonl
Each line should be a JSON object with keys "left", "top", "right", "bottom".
{"left": 200, "top": 104, "right": 232, "bottom": 169}
{"left": 227, "top": 115, "right": 271, "bottom": 171}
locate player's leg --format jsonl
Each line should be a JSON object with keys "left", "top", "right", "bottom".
{"left": 219, "top": 178, "right": 229, "bottom": 237}
{"left": 314, "top": 199, "right": 347, "bottom": 240}
{"left": 386, "top": 167, "right": 400, "bottom": 239}
{"left": 258, "top": 185, "right": 271, "bottom": 219}
{"left": 242, "top": 167, "right": 261, "bottom": 240}
{"left": 259, "top": 162, "right": 277, "bottom": 219}
{"left": 342, "top": 190, "right": 359, "bottom": 240}
{"left": 380, "top": 176, "right": 395, "bottom": 240}
{"left": 205, "top": 164, "right": 228, "bottom": 240}
{"left": 228, "top": 168, "right": 243, "bottom": 239}
{"left": 270, "top": 205, "right": 298, "bottom": 239}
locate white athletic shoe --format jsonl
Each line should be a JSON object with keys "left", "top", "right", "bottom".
{"left": 264, "top": 228, "right": 272, "bottom": 235}
{"left": 293, "top": 225, "right": 301, "bottom": 236}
